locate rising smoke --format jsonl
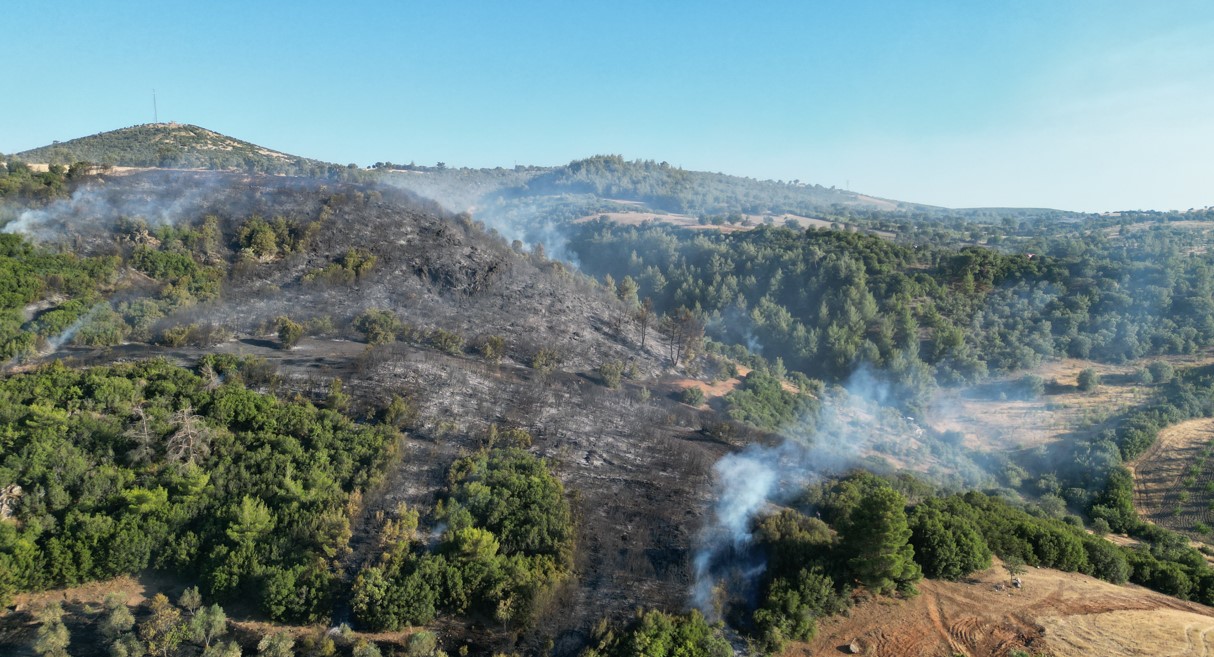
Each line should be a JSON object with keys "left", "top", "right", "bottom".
{"left": 376, "top": 170, "right": 583, "bottom": 265}
{"left": 2, "top": 172, "right": 231, "bottom": 239}
{"left": 689, "top": 366, "right": 997, "bottom": 618}
{"left": 692, "top": 368, "right": 891, "bottom": 616}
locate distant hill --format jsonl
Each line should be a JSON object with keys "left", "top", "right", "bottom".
{"left": 380, "top": 154, "right": 928, "bottom": 217}
{"left": 14, "top": 123, "right": 363, "bottom": 178}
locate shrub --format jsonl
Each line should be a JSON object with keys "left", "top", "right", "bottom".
{"left": 429, "top": 328, "right": 464, "bottom": 355}
{"left": 480, "top": 335, "right": 505, "bottom": 363}
{"left": 353, "top": 309, "right": 400, "bottom": 345}
{"left": 531, "top": 348, "right": 560, "bottom": 374}
{"left": 276, "top": 316, "right": 303, "bottom": 350}
{"left": 681, "top": 386, "right": 705, "bottom": 406}
{"left": 599, "top": 360, "right": 625, "bottom": 389}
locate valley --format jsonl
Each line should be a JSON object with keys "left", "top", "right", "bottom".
{"left": 3, "top": 124, "right": 1214, "bottom": 657}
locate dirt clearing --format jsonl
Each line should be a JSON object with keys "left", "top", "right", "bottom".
{"left": 797, "top": 560, "right": 1214, "bottom": 657}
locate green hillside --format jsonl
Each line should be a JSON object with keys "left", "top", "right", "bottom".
{"left": 14, "top": 123, "right": 363, "bottom": 178}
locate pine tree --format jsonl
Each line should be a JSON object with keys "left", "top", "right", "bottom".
{"left": 839, "top": 486, "right": 922, "bottom": 594}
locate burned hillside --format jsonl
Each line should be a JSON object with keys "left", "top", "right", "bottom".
{"left": 0, "top": 168, "right": 761, "bottom": 655}
{"left": 12, "top": 169, "right": 664, "bottom": 375}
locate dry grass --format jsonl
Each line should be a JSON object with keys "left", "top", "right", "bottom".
{"left": 573, "top": 210, "right": 751, "bottom": 233}
{"left": 925, "top": 354, "right": 1214, "bottom": 454}
{"left": 792, "top": 559, "right": 1214, "bottom": 657}
{"left": 1130, "top": 418, "right": 1214, "bottom": 539}
{"left": 572, "top": 210, "right": 895, "bottom": 238}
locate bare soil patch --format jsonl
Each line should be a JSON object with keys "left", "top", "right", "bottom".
{"left": 796, "top": 560, "right": 1214, "bottom": 657}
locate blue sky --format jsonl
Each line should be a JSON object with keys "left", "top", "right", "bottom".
{"left": 4, "top": 1, "right": 1212, "bottom": 211}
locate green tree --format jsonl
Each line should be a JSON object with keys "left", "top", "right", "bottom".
{"left": 838, "top": 486, "right": 922, "bottom": 594}
{"left": 908, "top": 506, "right": 991, "bottom": 580}
{"left": 405, "top": 632, "right": 437, "bottom": 657}
{"left": 100, "top": 594, "right": 136, "bottom": 639}
{"left": 257, "top": 632, "right": 294, "bottom": 657}
{"left": 226, "top": 496, "right": 276, "bottom": 545}
{"left": 33, "top": 601, "right": 71, "bottom": 657}
{"left": 179, "top": 586, "right": 202, "bottom": 615}
{"left": 617, "top": 275, "right": 640, "bottom": 308}
{"left": 752, "top": 569, "right": 838, "bottom": 653}
{"left": 203, "top": 641, "right": 242, "bottom": 657}
{"left": 1077, "top": 368, "right": 1100, "bottom": 392}
{"left": 189, "top": 604, "right": 228, "bottom": 648}
{"left": 139, "top": 594, "right": 184, "bottom": 657}
{"left": 1003, "top": 555, "right": 1027, "bottom": 582}
{"left": 586, "top": 609, "right": 731, "bottom": 657}
{"left": 276, "top": 316, "right": 303, "bottom": 350}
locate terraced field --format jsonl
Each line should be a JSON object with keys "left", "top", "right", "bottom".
{"left": 796, "top": 559, "right": 1214, "bottom": 657}
{"left": 1131, "top": 418, "right": 1214, "bottom": 539}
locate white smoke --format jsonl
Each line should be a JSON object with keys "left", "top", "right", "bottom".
{"left": 42, "top": 303, "right": 108, "bottom": 355}
{"left": 3, "top": 172, "right": 228, "bottom": 239}
{"left": 691, "top": 367, "right": 895, "bottom": 617}
{"left": 376, "top": 172, "right": 584, "bottom": 267}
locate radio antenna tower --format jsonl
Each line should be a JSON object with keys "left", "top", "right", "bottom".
{"left": 153, "top": 89, "right": 158, "bottom": 123}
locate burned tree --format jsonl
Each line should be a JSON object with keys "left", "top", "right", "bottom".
{"left": 661, "top": 306, "right": 704, "bottom": 367}
{"left": 636, "top": 297, "right": 655, "bottom": 350}
{"left": 167, "top": 405, "right": 214, "bottom": 465}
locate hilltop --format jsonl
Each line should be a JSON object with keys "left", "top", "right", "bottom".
{"left": 13, "top": 123, "right": 361, "bottom": 178}
{"left": 378, "top": 154, "right": 933, "bottom": 228}
{"left": 13, "top": 124, "right": 933, "bottom": 216}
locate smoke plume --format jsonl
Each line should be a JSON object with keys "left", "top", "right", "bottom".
{"left": 2, "top": 172, "right": 229, "bottom": 240}
{"left": 690, "top": 367, "right": 919, "bottom": 617}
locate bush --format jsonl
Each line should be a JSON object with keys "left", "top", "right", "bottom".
{"left": 353, "top": 309, "right": 400, "bottom": 345}
{"left": 599, "top": 360, "right": 625, "bottom": 389}
{"left": 429, "top": 328, "right": 464, "bottom": 355}
{"left": 1148, "top": 361, "right": 1175, "bottom": 384}
{"left": 276, "top": 316, "right": 303, "bottom": 350}
{"left": 1077, "top": 368, "right": 1101, "bottom": 392}
{"left": 531, "top": 348, "right": 560, "bottom": 374}
{"left": 585, "top": 609, "right": 731, "bottom": 657}
{"left": 681, "top": 386, "right": 705, "bottom": 406}
{"left": 480, "top": 335, "right": 505, "bottom": 363}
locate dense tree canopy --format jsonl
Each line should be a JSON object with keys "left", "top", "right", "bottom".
{"left": 0, "top": 357, "right": 394, "bottom": 620}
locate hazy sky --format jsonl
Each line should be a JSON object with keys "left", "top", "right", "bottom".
{"left": 4, "top": 1, "right": 1212, "bottom": 212}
